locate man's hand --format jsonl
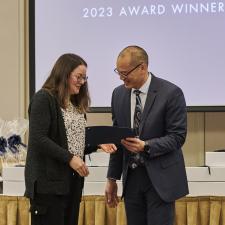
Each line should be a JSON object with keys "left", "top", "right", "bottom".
{"left": 105, "top": 179, "right": 119, "bottom": 207}
{"left": 69, "top": 155, "right": 89, "bottom": 177}
{"left": 121, "top": 137, "right": 145, "bottom": 153}
{"left": 99, "top": 143, "right": 117, "bottom": 153}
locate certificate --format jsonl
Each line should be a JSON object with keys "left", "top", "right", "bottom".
{"left": 85, "top": 126, "right": 135, "bottom": 146}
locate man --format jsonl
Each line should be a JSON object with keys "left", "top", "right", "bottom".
{"left": 105, "top": 46, "right": 189, "bottom": 225}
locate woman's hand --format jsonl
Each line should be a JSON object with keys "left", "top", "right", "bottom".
{"left": 69, "top": 155, "right": 89, "bottom": 177}
{"left": 98, "top": 143, "right": 117, "bottom": 153}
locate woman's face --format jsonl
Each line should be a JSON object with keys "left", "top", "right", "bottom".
{"left": 68, "top": 65, "right": 87, "bottom": 95}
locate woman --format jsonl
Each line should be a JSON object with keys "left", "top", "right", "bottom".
{"left": 25, "top": 53, "right": 116, "bottom": 225}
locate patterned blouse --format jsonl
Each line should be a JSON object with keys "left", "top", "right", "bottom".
{"left": 61, "top": 101, "right": 86, "bottom": 158}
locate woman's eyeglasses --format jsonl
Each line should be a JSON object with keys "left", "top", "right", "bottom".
{"left": 72, "top": 74, "right": 88, "bottom": 82}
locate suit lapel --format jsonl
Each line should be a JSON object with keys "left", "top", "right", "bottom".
{"left": 123, "top": 88, "right": 131, "bottom": 127}
{"left": 139, "top": 74, "right": 158, "bottom": 133}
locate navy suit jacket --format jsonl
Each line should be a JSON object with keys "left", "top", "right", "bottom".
{"left": 107, "top": 74, "right": 189, "bottom": 202}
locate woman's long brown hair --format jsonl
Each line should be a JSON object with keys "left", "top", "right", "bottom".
{"left": 42, "top": 53, "right": 90, "bottom": 113}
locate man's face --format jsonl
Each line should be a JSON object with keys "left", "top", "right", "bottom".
{"left": 115, "top": 56, "right": 145, "bottom": 89}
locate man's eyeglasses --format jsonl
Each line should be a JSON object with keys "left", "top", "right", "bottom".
{"left": 114, "top": 63, "right": 142, "bottom": 78}
{"left": 72, "top": 74, "right": 88, "bottom": 82}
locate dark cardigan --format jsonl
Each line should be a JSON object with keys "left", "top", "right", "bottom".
{"left": 25, "top": 89, "right": 97, "bottom": 198}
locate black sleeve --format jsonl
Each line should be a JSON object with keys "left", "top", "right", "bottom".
{"left": 107, "top": 89, "right": 123, "bottom": 180}
{"left": 28, "top": 91, "right": 73, "bottom": 164}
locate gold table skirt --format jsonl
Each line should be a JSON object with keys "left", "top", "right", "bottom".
{"left": 0, "top": 195, "right": 225, "bottom": 225}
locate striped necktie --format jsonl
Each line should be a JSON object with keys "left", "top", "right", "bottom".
{"left": 129, "top": 89, "right": 145, "bottom": 169}
{"left": 133, "top": 89, "right": 142, "bottom": 136}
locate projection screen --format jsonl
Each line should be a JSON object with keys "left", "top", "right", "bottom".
{"left": 29, "top": 0, "right": 225, "bottom": 111}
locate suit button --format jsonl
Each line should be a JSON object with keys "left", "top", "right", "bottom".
{"left": 131, "top": 163, "right": 137, "bottom": 169}
{"left": 35, "top": 210, "right": 38, "bottom": 215}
